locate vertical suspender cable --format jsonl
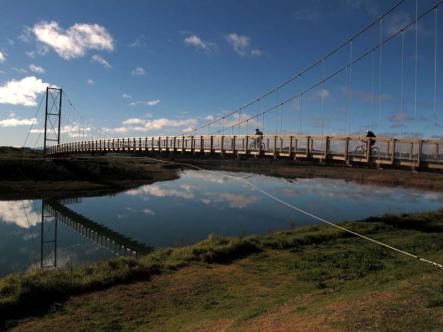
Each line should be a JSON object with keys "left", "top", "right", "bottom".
{"left": 349, "top": 40, "right": 353, "bottom": 136}
{"left": 300, "top": 94, "right": 303, "bottom": 135}
{"left": 434, "top": 7, "right": 439, "bottom": 137}
{"left": 371, "top": 50, "right": 375, "bottom": 127}
{"left": 378, "top": 19, "right": 384, "bottom": 129}
{"left": 280, "top": 103, "right": 283, "bottom": 135}
{"left": 415, "top": 0, "right": 419, "bottom": 120}
{"left": 401, "top": 31, "right": 405, "bottom": 136}
{"left": 321, "top": 59, "right": 325, "bottom": 137}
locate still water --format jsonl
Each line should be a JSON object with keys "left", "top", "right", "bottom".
{"left": 1, "top": 170, "right": 442, "bottom": 277}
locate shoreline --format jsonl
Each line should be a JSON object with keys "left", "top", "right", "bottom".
{"left": 2, "top": 152, "right": 443, "bottom": 201}
{"left": 165, "top": 156, "right": 443, "bottom": 191}
{"left": 0, "top": 155, "right": 180, "bottom": 200}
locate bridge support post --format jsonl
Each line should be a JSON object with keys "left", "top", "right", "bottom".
{"left": 416, "top": 140, "right": 423, "bottom": 170}
{"left": 391, "top": 139, "right": 396, "bottom": 166}
{"left": 245, "top": 136, "right": 249, "bottom": 156}
{"left": 200, "top": 136, "right": 204, "bottom": 154}
{"left": 232, "top": 136, "right": 236, "bottom": 156}
{"left": 273, "top": 135, "right": 277, "bottom": 159}
{"left": 324, "top": 136, "right": 329, "bottom": 163}
{"left": 306, "top": 136, "right": 310, "bottom": 159}
{"left": 365, "top": 138, "right": 371, "bottom": 164}
{"left": 210, "top": 136, "right": 214, "bottom": 154}
{"left": 221, "top": 136, "right": 225, "bottom": 157}
{"left": 288, "top": 136, "right": 293, "bottom": 159}
{"left": 345, "top": 137, "right": 350, "bottom": 165}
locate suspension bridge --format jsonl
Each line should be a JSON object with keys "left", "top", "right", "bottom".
{"left": 24, "top": 0, "right": 443, "bottom": 171}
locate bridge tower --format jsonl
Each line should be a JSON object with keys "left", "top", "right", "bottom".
{"left": 40, "top": 200, "right": 58, "bottom": 269}
{"left": 43, "top": 87, "right": 63, "bottom": 154}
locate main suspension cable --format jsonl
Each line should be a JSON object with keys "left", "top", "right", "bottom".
{"left": 184, "top": 0, "right": 407, "bottom": 135}
{"left": 211, "top": 0, "right": 443, "bottom": 135}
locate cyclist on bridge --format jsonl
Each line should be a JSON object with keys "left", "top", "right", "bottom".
{"left": 255, "top": 128, "right": 263, "bottom": 137}
{"left": 251, "top": 128, "right": 264, "bottom": 150}
{"left": 365, "top": 130, "right": 376, "bottom": 150}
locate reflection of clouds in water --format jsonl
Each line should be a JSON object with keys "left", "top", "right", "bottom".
{"left": 0, "top": 200, "right": 39, "bottom": 229}
{"left": 202, "top": 192, "right": 259, "bottom": 208}
{"left": 143, "top": 208, "right": 155, "bottom": 215}
{"left": 126, "top": 184, "right": 195, "bottom": 200}
{"left": 126, "top": 179, "right": 260, "bottom": 209}
{"left": 182, "top": 170, "right": 228, "bottom": 183}
{"left": 275, "top": 179, "right": 443, "bottom": 204}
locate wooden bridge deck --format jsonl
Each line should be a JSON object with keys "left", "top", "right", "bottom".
{"left": 47, "top": 134, "right": 443, "bottom": 170}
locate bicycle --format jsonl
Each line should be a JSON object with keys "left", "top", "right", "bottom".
{"left": 249, "top": 138, "right": 265, "bottom": 150}
{"left": 354, "top": 142, "right": 380, "bottom": 156}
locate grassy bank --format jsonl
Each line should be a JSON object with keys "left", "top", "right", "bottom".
{"left": 3, "top": 210, "right": 443, "bottom": 330}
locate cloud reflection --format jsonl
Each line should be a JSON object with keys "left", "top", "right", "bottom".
{"left": 0, "top": 200, "right": 39, "bottom": 229}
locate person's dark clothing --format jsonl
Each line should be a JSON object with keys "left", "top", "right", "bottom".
{"left": 366, "top": 131, "right": 376, "bottom": 147}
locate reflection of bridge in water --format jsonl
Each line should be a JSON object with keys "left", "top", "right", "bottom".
{"left": 40, "top": 199, "right": 152, "bottom": 269}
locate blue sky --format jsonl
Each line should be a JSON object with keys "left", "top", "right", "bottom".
{"left": 0, "top": 0, "right": 442, "bottom": 147}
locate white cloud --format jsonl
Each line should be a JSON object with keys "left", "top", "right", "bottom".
{"left": 86, "top": 79, "right": 94, "bottom": 85}
{"left": 205, "top": 115, "right": 214, "bottom": 121}
{"left": 0, "top": 200, "right": 39, "bottom": 229}
{"left": 0, "top": 117, "right": 37, "bottom": 127}
{"left": 60, "top": 123, "right": 92, "bottom": 138}
{"left": 91, "top": 54, "right": 111, "bottom": 69}
{"left": 344, "top": 0, "right": 379, "bottom": 17}
{"left": 144, "top": 118, "right": 196, "bottom": 130}
{"left": 12, "top": 67, "right": 28, "bottom": 74}
{"left": 184, "top": 35, "right": 216, "bottom": 53}
{"left": 251, "top": 49, "right": 262, "bottom": 57}
{"left": 387, "top": 11, "right": 411, "bottom": 36}
{"left": 0, "top": 51, "right": 5, "bottom": 63}
{"left": 131, "top": 66, "right": 145, "bottom": 76}
{"left": 122, "top": 118, "right": 145, "bottom": 125}
{"left": 293, "top": 7, "right": 322, "bottom": 22}
{"left": 29, "top": 64, "right": 45, "bottom": 74}
{"left": 32, "top": 21, "right": 114, "bottom": 60}
{"left": 105, "top": 117, "right": 197, "bottom": 134}
{"left": 129, "top": 99, "right": 160, "bottom": 107}
{"left": 0, "top": 76, "right": 50, "bottom": 106}
{"left": 129, "top": 35, "right": 147, "bottom": 48}
{"left": 317, "top": 88, "right": 330, "bottom": 99}
{"left": 225, "top": 33, "right": 262, "bottom": 57}
{"left": 147, "top": 99, "right": 159, "bottom": 106}
{"left": 390, "top": 113, "right": 414, "bottom": 124}
{"left": 122, "top": 93, "right": 132, "bottom": 99}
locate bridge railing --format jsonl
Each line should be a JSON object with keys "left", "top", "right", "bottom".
{"left": 46, "top": 134, "right": 443, "bottom": 170}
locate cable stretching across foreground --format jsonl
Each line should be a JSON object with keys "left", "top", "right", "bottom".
{"left": 144, "top": 156, "right": 443, "bottom": 270}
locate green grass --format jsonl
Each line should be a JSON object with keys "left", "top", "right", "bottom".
{"left": 2, "top": 209, "right": 443, "bottom": 329}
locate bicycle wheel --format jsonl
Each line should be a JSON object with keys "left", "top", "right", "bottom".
{"left": 354, "top": 145, "right": 365, "bottom": 155}
{"left": 371, "top": 146, "right": 380, "bottom": 156}
{"left": 249, "top": 142, "right": 256, "bottom": 150}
